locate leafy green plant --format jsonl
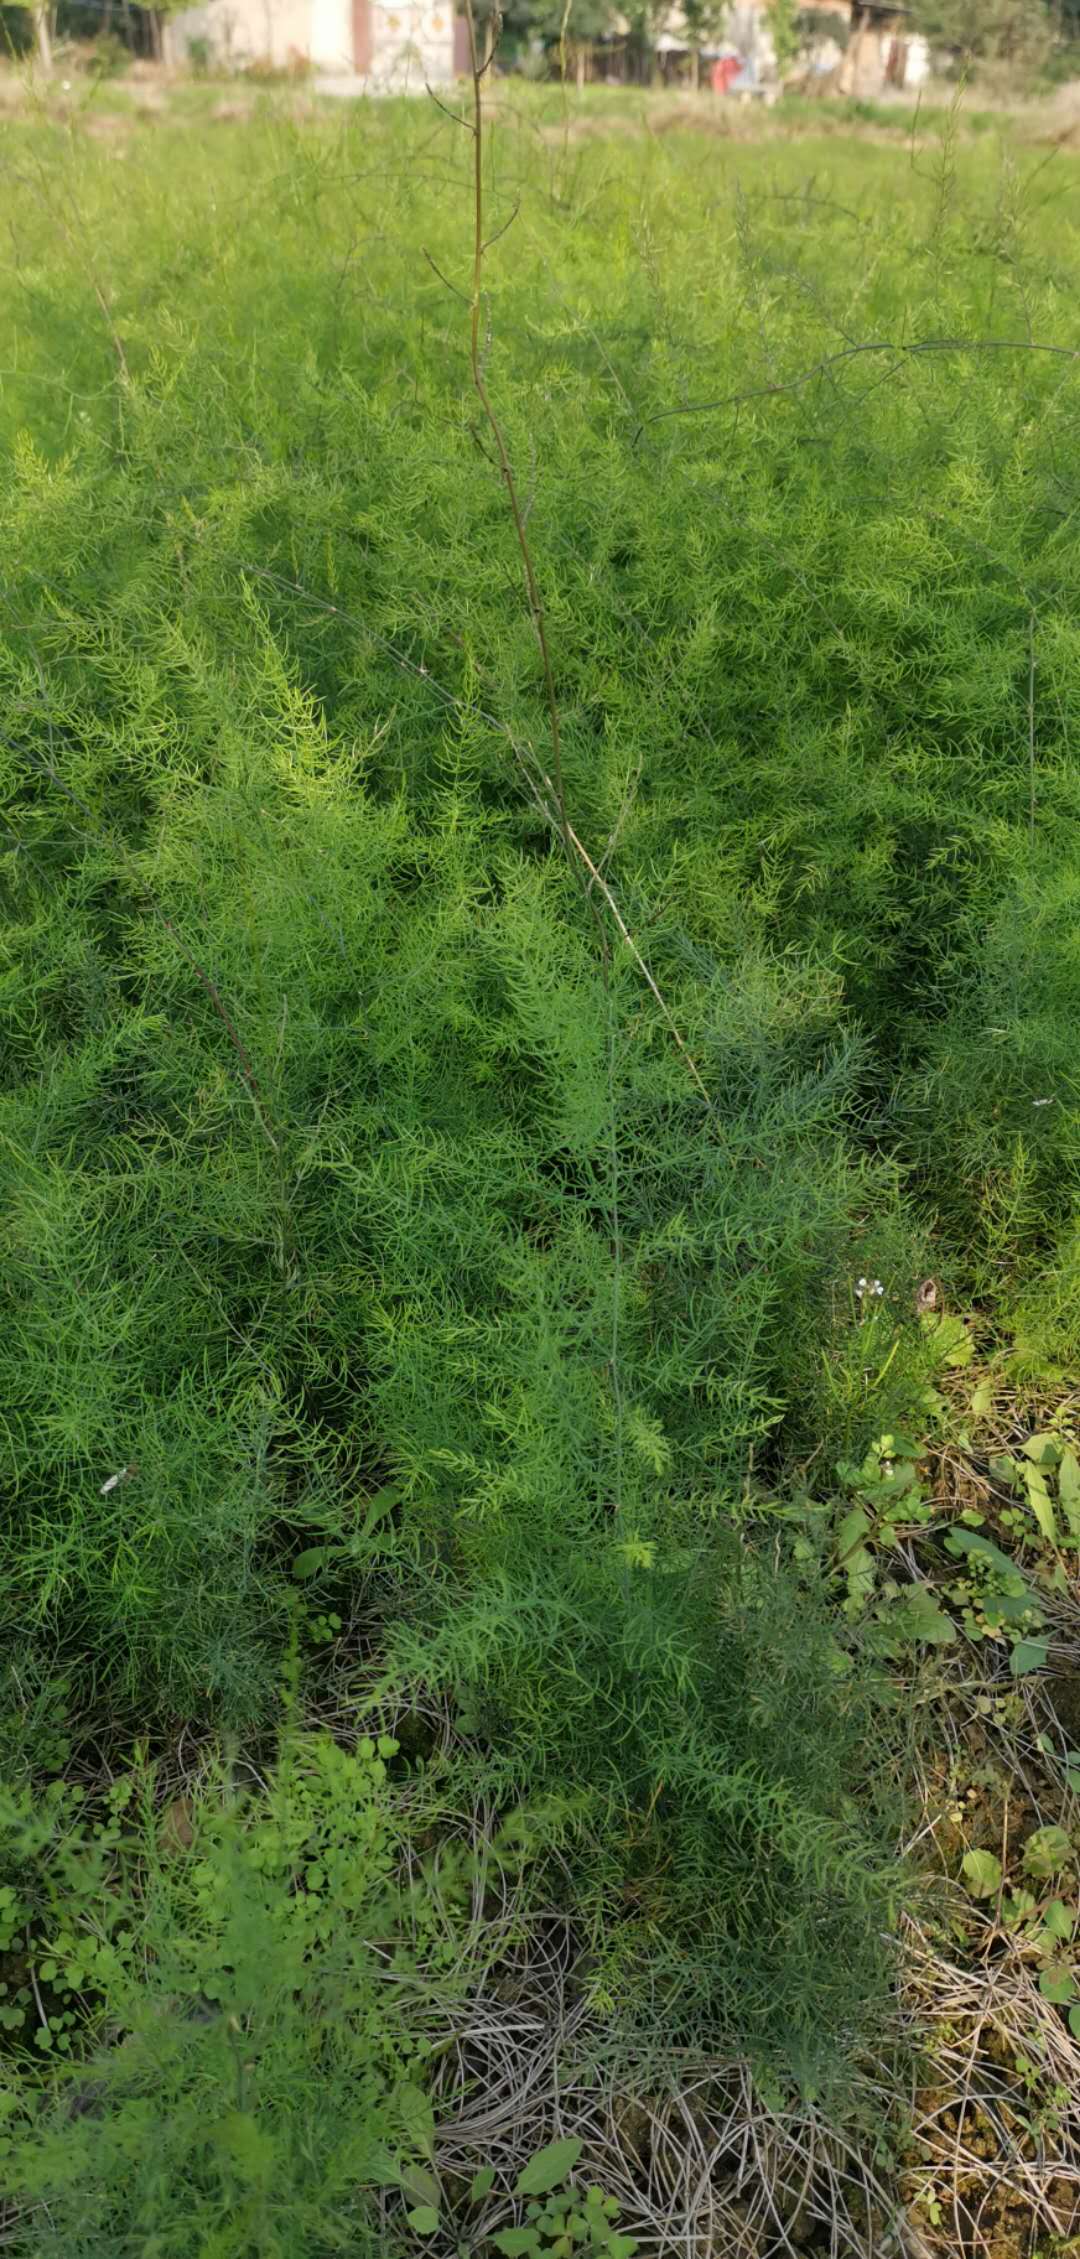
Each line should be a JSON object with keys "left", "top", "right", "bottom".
{"left": 86, "top": 31, "right": 130, "bottom": 77}
{"left": 1023, "top": 1825, "right": 1074, "bottom": 1882}
{"left": 961, "top": 1848, "right": 1001, "bottom": 1899}
{"left": 7, "top": 84, "right": 1080, "bottom": 2201}
{"left": 488, "top": 2185, "right": 636, "bottom": 2259}
{"left": 942, "top": 1525, "right": 1047, "bottom": 1661}
{"left": 485, "top": 2141, "right": 638, "bottom": 2258}
{"left": 0, "top": 1728, "right": 446, "bottom": 2257}
{"left": 399, "top": 2138, "right": 639, "bottom": 2253}
{"left": 989, "top": 1432, "right": 1080, "bottom": 1552}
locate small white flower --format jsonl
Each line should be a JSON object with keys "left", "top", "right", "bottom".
{"left": 1033, "top": 1097, "right": 1054, "bottom": 1108}
{"left": 100, "top": 1461, "right": 138, "bottom": 1495}
{"left": 62, "top": 78, "right": 71, "bottom": 90}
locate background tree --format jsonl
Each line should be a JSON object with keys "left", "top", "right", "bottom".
{"left": 6, "top": 0, "right": 53, "bottom": 66}
{"left": 682, "top": 0, "right": 729, "bottom": 87}
{"left": 767, "top": 0, "right": 800, "bottom": 71}
{"left": 553, "top": 0, "right": 619, "bottom": 85}
{"left": 33, "top": 0, "right": 51, "bottom": 65}
{"left": 474, "top": 0, "right": 616, "bottom": 77}
{"left": 917, "top": 0, "right": 1054, "bottom": 61}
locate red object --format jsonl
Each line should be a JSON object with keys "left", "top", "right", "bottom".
{"left": 711, "top": 55, "right": 740, "bottom": 93}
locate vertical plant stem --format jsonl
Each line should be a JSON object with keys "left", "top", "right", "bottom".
{"left": 1028, "top": 608, "right": 1037, "bottom": 841}
{"left": 606, "top": 993, "right": 625, "bottom": 1522}
{"left": 461, "top": 0, "right": 574, "bottom": 878}
{"left": 457, "top": 17, "right": 642, "bottom": 1529}
{"left": 558, "top": 0, "right": 573, "bottom": 184}
{"left": 33, "top": 3, "right": 53, "bottom": 71}
{"left": 457, "top": 0, "right": 709, "bottom": 1139}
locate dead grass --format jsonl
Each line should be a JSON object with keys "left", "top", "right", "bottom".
{"left": 903, "top": 1914, "right": 1080, "bottom": 2258}
{"left": 419, "top": 1913, "right": 909, "bottom": 2258}
{"left": 394, "top": 1365, "right": 1080, "bottom": 2259}
{"left": 892, "top": 1366, "right": 1080, "bottom": 2259}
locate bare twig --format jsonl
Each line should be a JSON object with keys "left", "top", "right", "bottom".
{"left": 520, "top": 429, "right": 538, "bottom": 528}
{"left": 25, "top": 1936, "right": 48, "bottom": 2033}
{"left": 588, "top": 753, "right": 642, "bottom": 890}
{"left": 423, "top": 80, "right": 471, "bottom": 130}
{"left": 482, "top": 196, "right": 521, "bottom": 256}
{"left": 634, "top": 336, "right": 1080, "bottom": 445}
{"left": 734, "top": 188, "right": 865, "bottom": 226}
{"left": 559, "top": 811, "right": 708, "bottom": 1101}
{"left": 422, "top": 246, "right": 471, "bottom": 304}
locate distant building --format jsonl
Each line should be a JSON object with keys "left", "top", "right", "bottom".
{"left": 164, "top": 0, "right": 456, "bottom": 83}
{"left": 720, "top": 1, "right": 928, "bottom": 93}
{"left": 835, "top": 4, "right": 928, "bottom": 94}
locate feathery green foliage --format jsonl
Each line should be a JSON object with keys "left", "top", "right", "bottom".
{"left": 4, "top": 95, "right": 1080, "bottom": 2172}
{"left": 0, "top": 1721, "right": 456, "bottom": 2256}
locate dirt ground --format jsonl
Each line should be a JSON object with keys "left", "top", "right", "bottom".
{"left": 5, "top": 57, "right": 1080, "bottom": 151}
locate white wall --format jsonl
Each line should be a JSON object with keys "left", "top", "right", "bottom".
{"left": 165, "top": 0, "right": 348, "bottom": 69}
{"left": 164, "top": 0, "right": 454, "bottom": 79}
{"left": 362, "top": 0, "right": 455, "bottom": 85}
{"left": 309, "top": 0, "right": 354, "bottom": 69}
{"left": 904, "top": 33, "right": 930, "bottom": 87}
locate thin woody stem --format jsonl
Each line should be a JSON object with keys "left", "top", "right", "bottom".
{"left": 461, "top": 0, "right": 574, "bottom": 878}
{"left": 455, "top": 5, "right": 707, "bottom": 1103}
